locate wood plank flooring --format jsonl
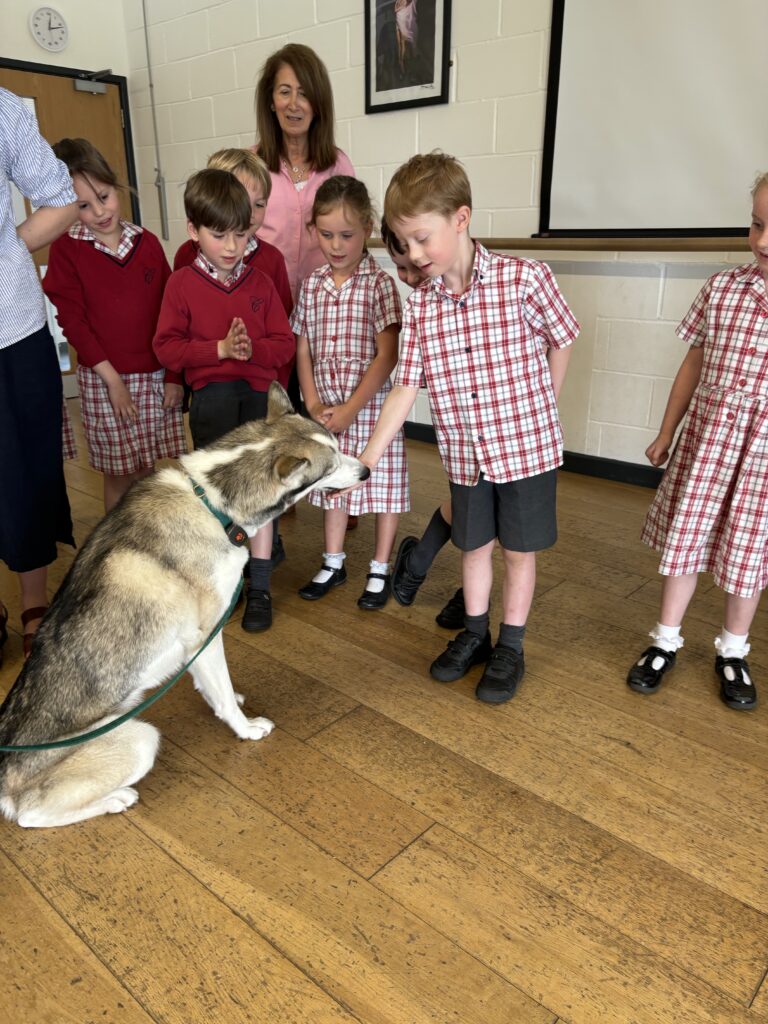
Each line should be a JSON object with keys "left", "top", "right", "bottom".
{"left": 0, "top": 400, "right": 766, "bottom": 1023}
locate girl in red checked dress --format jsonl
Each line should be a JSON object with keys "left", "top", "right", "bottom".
{"left": 292, "top": 175, "right": 408, "bottom": 609}
{"left": 43, "top": 138, "right": 186, "bottom": 512}
{"left": 626, "top": 173, "right": 768, "bottom": 711}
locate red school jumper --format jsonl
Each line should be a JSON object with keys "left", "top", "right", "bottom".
{"left": 152, "top": 262, "right": 295, "bottom": 392}
{"left": 43, "top": 229, "right": 180, "bottom": 383}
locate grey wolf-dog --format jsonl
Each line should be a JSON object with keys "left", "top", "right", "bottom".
{"left": 0, "top": 383, "right": 369, "bottom": 828}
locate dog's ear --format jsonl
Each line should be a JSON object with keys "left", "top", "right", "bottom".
{"left": 273, "top": 454, "right": 309, "bottom": 485}
{"left": 266, "top": 381, "right": 294, "bottom": 422}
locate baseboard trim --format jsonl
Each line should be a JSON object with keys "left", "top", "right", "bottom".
{"left": 403, "top": 422, "right": 662, "bottom": 489}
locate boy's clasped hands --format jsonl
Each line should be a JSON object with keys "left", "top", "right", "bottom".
{"left": 218, "top": 316, "right": 252, "bottom": 361}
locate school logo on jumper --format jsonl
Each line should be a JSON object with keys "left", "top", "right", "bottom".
{"left": 144, "top": 268, "right": 156, "bottom": 284}
{"left": 250, "top": 296, "right": 264, "bottom": 312}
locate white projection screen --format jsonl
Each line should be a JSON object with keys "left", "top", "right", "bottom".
{"left": 540, "top": 0, "right": 768, "bottom": 236}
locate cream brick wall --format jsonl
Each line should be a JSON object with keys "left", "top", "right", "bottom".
{"left": 111, "top": 0, "right": 753, "bottom": 466}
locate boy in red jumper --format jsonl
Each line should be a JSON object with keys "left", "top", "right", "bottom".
{"left": 154, "top": 169, "right": 295, "bottom": 632}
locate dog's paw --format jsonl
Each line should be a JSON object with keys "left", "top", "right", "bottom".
{"left": 241, "top": 716, "right": 274, "bottom": 741}
{"left": 104, "top": 787, "right": 139, "bottom": 814}
{"left": 234, "top": 691, "right": 245, "bottom": 706}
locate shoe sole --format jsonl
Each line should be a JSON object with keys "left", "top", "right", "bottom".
{"left": 476, "top": 685, "right": 518, "bottom": 704}
{"left": 241, "top": 618, "right": 272, "bottom": 633}
{"left": 720, "top": 691, "right": 758, "bottom": 710}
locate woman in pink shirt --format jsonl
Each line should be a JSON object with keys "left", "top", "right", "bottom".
{"left": 254, "top": 44, "right": 355, "bottom": 302}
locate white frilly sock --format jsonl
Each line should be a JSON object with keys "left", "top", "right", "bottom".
{"left": 364, "top": 559, "right": 390, "bottom": 594}
{"left": 714, "top": 628, "right": 750, "bottom": 659}
{"left": 313, "top": 551, "right": 345, "bottom": 584}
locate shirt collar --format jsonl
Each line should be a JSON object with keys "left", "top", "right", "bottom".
{"left": 193, "top": 250, "right": 246, "bottom": 286}
{"left": 244, "top": 235, "right": 259, "bottom": 257}
{"left": 69, "top": 219, "right": 141, "bottom": 254}
{"left": 429, "top": 240, "right": 489, "bottom": 302}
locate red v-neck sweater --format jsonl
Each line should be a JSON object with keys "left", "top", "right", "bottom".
{"left": 43, "top": 230, "right": 179, "bottom": 382}
{"left": 153, "top": 263, "right": 295, "bottom": 392}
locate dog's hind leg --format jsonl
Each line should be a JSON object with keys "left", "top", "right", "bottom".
{"left": 13, "top": 720, "right": 160, "bottom": 828}
{"left": 188, "top": 632, "right": 274, "bottom": 741}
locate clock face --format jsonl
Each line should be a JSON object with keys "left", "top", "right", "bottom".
{"left": 29, "top": 7, "right": 69, "bottom": 52}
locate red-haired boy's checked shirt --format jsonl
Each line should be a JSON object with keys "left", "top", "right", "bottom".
{"left": 394, "top": 242, "right": 579, "bottom": 485}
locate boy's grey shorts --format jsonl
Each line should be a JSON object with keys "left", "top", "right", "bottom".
{"left": 449, "top": 469, "right": 557, "bottom": 552}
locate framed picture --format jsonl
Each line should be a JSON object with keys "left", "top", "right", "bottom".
{"left": 364, "top": 0, "right": 452, "bottom": 114}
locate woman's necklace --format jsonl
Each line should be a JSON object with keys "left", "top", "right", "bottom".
{"left": 283, "top": 158, "right": 308, "bottom": 182}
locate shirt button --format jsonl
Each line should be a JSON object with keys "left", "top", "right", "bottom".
{"left": 471, "top": 392, "right": 477, "bottom": 398}
{"left": 331, "top": 335, "right": 337, "bottom": 341}
{"left": 738, "top": 378, "right": 747, "bottom": 386}
{"left": 726, "top": 411, "right": 735, "bottom": 420}
{"left": 465, "top": 347, "right": 471, "bottom": 353}
{"left": 748, "top": 347, "right": 757, "bottom": 355}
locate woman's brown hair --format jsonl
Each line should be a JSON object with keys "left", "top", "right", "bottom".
{"left": 255, "top": 44, "right": 338, "bottom": 174}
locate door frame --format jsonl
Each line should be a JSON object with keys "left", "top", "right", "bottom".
{"left": 0, "top": 57, "right": 140, "bottom": 223}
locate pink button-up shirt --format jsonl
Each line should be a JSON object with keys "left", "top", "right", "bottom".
{"left": 257, "top": 149, "right": 354, "bottom": 301}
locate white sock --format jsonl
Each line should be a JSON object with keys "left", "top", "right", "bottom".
{"left": 714, "top": 628, "right": 750, "bottom": 659}
{"left": 649, "top": 622, "right": 684, "bottom": 653}
{"left": 313, "top": 551, "right": 345, "bottom": 584}
{"left": 364, "top": 559, "right": 389, "bottom": 594}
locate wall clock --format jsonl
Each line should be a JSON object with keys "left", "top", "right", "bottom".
{"left": 29, "top": 7, "right": 69, "bottom": 52}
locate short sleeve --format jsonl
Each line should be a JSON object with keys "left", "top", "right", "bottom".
{"left": 289, "top": 277, "right": 310, "bottom": 336}
{"left": 676, "top": 278, "right": 712, "bottom": 348}
{"left": 373, "top": 271, "right": 402, "bottom": 335}
{"left": 524, "top": 261, "right": 579, "bottom": 350}
{"left": 393, "top": 294, "right": 424, "bottom": 387}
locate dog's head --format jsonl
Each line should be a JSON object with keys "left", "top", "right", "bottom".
{"left": 180, "top": 382, "right": 370, "bottom": 529}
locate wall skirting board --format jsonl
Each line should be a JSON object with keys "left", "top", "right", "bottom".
{"left": 403, "top": 422, "right": 662, "bottom": 489}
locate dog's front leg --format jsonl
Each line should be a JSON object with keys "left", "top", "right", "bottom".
{"left": 188, "top": 632, "right": 274, "bottom": 740}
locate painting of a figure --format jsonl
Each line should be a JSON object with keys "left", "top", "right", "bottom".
{"left": 365, "top": 0, "right": 451, "bottom": 113}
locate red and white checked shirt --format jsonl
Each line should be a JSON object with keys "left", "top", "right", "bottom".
{"left": 394, "top": 242, "right": 579, "bottom": 485}
{"left": 69, "top": 219, "right": 142, "bottom": 259}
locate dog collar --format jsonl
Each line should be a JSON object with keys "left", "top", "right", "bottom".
{"left": 189, "top": 478, "right": 248, "bottom": 547}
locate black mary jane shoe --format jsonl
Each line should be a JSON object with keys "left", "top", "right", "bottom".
{"left": 298, "top": 565, "right": 347, "bottom": 601}
{"left": 626, "top": 645, "right": 677, "bottom": 694}
{"left": 715, "top": 655, "right": 758, "bottom": 711}
{"left": 357, "top": 573, "right": 391, "bottom": 611}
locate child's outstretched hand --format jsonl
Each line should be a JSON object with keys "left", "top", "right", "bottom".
{"left": 646, "top": 433, "right": 672, "bottom": 467}
{"left": 322, "top": 403, "right": 355, "bottom": 434}
{"left": 218, "top": 317, "right": 252, "bottom": 361}
{"left": 107, "top": 378, "right": 138, "bottom": 422}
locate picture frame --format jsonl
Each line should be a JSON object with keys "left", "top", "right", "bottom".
{"left": 364, "top": 0, "right": 452, "bottom": 114}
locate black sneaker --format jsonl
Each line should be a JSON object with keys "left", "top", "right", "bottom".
{"left": 715, "top": 655, "right": 758, "bottom": 710}
{"left": 626, "top": 645, "right": 676, "bottom": 694}
{"left": 271, "top": 534, "right": 286, "bottom": 568}
{"left": 430, "top": 629, "right": 492, "bottom": 682}
{"left": 435, "top": 588, "right": 466, "bottom": 629}
{"left": 241, "top": 589, "right": 272, "bottom": 632}
{"left": 475, "top": 644, "right": 525, "bottom": 704}
{"left": 392, "top": 535, "right": 425, "bottom": 606}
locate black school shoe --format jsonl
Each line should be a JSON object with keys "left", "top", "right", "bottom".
{"left": 626, "top": 645, "right": 677, "bottom": 694}
{"left": 435, "top": 588, "right": 466, "bottom": 630}
{"left": 715, "top": 655, "right": 758, "bottom": 710}
{"left": 242, "top": 589, "right": 272, "bottom": 632}
{"left": 475, "top": 644, "right": 525, "bottom": 704}
{"left": 298, "top": 565, "right": 347, "bottom": 601}
{"left": 430, "top": 629, "right": 492, "bottom": 682}
{"left": 391, "top": 535, "right": 425, "bottom": 606}
{"left": 357, "top": 573, "right": 391, "bottom": 610}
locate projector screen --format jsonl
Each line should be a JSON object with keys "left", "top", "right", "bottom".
{"left": 540, "top": 0, "right": 768, "bottom": 236}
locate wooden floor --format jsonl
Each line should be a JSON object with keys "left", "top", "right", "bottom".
{"left": 1, "top": 401, "right": 767, "bottom": 1024}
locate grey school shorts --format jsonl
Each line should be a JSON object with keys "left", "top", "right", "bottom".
{"left": 449, "top": 469, "right": 558, "bottom": 552}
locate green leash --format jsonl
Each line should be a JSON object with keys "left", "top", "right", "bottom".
{"left": 0, "top": 579, "right": 243, "bottom": 753}
{"left": 0, "top": 477, "right": 249, "bottom": 754}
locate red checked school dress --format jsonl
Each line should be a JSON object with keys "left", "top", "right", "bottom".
{"left": 641, "top": 263, "right": 768, "bottom": 598}
{"left": 291, "top": 253, "right": 409, "bottom": 515}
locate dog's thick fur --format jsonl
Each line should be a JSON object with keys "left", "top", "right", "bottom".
{"left": 0, "top": 383, "right": 369, "bottom": 828}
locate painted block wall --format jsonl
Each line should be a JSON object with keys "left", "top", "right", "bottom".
{"left": 5, "top": 1, "right": 749, "bottom": 467}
